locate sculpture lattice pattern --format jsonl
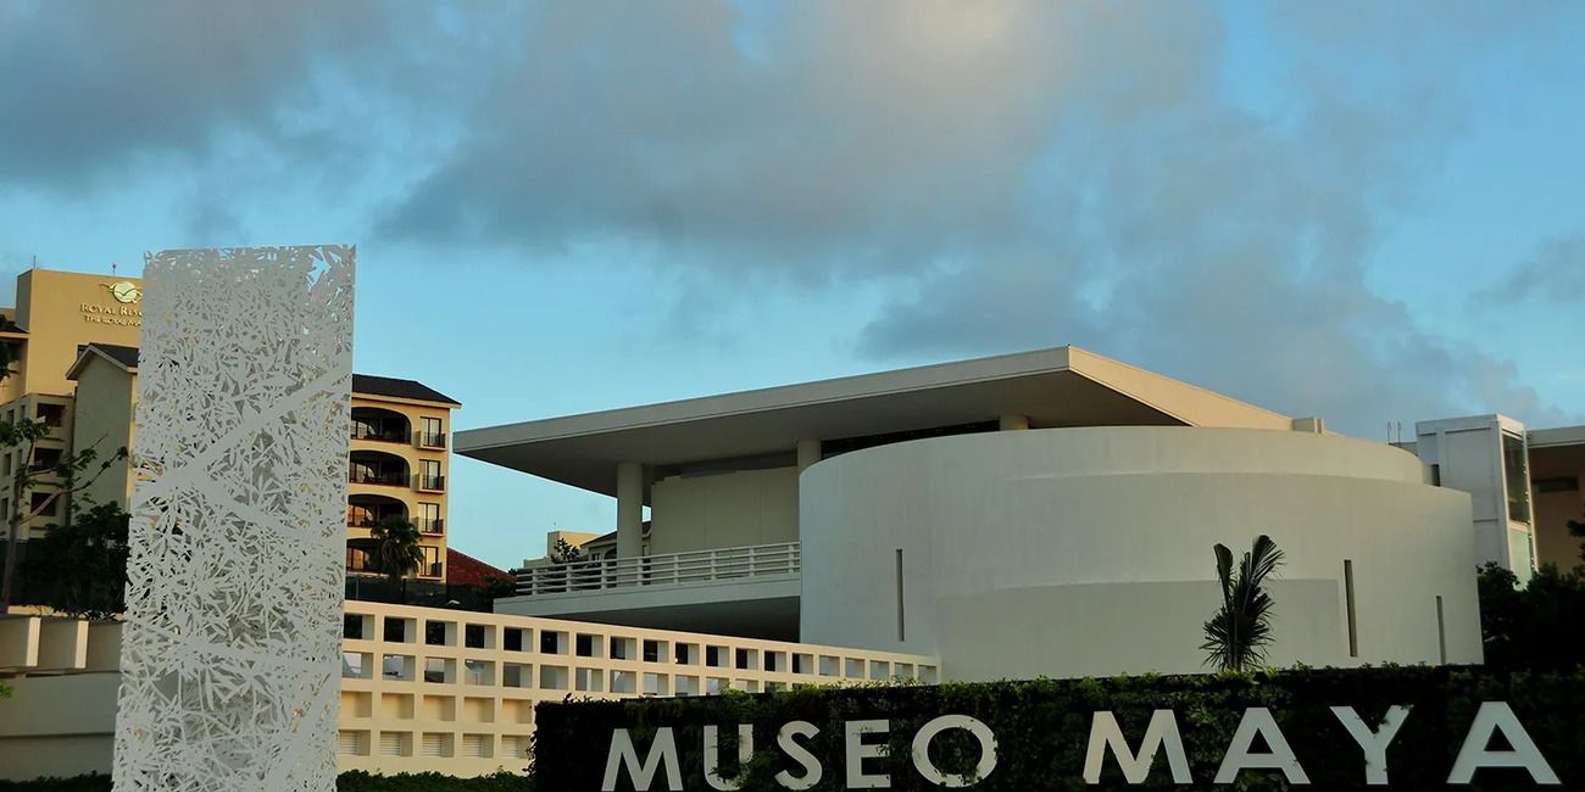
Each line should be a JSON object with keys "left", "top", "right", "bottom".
{"left": 112, "top": 247, "right": 355, "bottom": 792}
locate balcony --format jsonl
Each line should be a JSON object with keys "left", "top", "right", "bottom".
{"left": 498, "top": 541, "right": 803, "bottom": 639}
{"left": 349, "top": 468, "right": 409, "bottom": 487}
{"left": 515, "top": 541, "right": 800, "bottom": 596}
{"left": 415, "top": 431, "right": 447, "bottom": 450}
{"left": 417, "top": 518, "right": 445, "bottom": 535}
{"left": 414, "top": 474, "right": 446, "bottom": 493}
{"left": 351, "top": 425, "right": 409, "bottom": 444}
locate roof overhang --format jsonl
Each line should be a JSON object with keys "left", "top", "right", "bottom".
{"left": 1530, "top": 425, "right": 1585, "bottom": 450}
{"left": 65, "top": 345, "right": 137, "bottom": 380}
{"left": 457, "top": 345, "right": 1294, "bottom": 498}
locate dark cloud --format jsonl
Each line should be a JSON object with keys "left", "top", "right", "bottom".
{"left": 0, "top": 2, "right": 1575, "bottom": 434}
{"left": 1476, "top": 236, "right": 1585, "bottom": 305}
{"left": 0, "top": 1, "right": 432, "bottom": 188}
{"left": 380, "top": 2, "right": 1218, "bottom": 274}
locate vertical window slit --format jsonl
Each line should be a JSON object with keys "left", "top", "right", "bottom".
{"left": 1436, "top": 595, "right": 1448, "bottom": 664}
{"left": 1344, "top": 559, "right": 1358, "bottom": 658}
{"left": 895, "top": 548, "right": 905, "bottom": 643}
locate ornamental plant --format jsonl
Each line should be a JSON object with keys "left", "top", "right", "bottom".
{"left": 1201, "top": 534, "right": 1284, "bottom": 672}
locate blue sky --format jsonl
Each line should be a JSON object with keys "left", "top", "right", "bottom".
{"left": 2, "top": 1, "right": 1582, "bottom": 569}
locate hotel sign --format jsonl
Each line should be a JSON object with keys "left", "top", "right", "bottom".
{"left": 80, "top": 280, "right": 143, "bottom": 326}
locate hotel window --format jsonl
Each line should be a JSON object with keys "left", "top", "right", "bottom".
{"left": 1502, "top": 433, "right": 1531, "bottom": 523}
{"left": 346, "top": 547, "right": 374, "bottom": 572}
{"left": 419, "top": 417, "right": 444, "bottom": 448}
{"left": 419, "top": 502, "right": 442, "bottom": 534}
{"left": 420, "top": 459, "right": 443, "bottom": 491}
{"left": 420, "top": 546, "right": 442, "bottom": 578}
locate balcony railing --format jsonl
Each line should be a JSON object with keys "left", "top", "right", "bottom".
{"left": 414, "top": 474, "right": 446, "bottom": 492}
{"left": 351, "top": 425, "right": 410, "bottom": 444}
{"left": 514, "top": 541, "right": 801, "bottom": 597}
{"left": 418, "top": 518, "right": 445, "bottom": 535}
{"left": 349, "top": 468, "right": 409, "bottom": 487}
{"left": 415, "top": 431, "right": 447, "bottom": 449}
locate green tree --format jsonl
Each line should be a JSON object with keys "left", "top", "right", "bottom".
{"left": 1477, "top": 561, "right": 1585, "bottom": 669}
{"left": 369, "top": 515, "right": 425, "bottom": 583}
{"left": 0, "top": 418, "right": 127, "bottom": 613}
{"left": 548, "top": 536, "right": 584, "bottom": 564}
{"left": 1570, "top": 518, "right": 1585, "bottom": 563}
{"left": 1201, "top": 534, "right": 1284, "bottom": 672}
{"left": 19, "top": 502, "right": 130, "bottom": 620}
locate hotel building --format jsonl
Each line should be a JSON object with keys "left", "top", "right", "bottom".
{"left": 0, "top": 268, "right": 460, "bottom": 582}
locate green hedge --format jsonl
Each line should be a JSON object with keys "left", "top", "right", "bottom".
{"left": 0, "top": 772, "right": 533, "bottom": 791}
{"left": 535, "top": 666, "right": 1585, "bottom": 790}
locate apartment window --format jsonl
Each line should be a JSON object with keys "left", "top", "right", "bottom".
{"left": 419, "top": 459, "right": 443, "bottom": 491}
{"left": 31, "top": 448, "right": 62, "bottom": 472}
{"left": 419, "top": 417, "right": 445, "bottom": 448}
{"left": 346, "top": 547, "right": 374, "bottom": 572}
{"left": 418, "top": 502, "right": 442, "bottom": 534}
{"left": 419, "top": 545, "right": 442, "bottom": 578}
{"left": 30, "top": 492, "right": 58, "bottom": 517}
{"left": 1502, "top": 433, "right": 1531, "bottom": 523}
{"left": 36, "top": 403, "right": 65, "bottom": 427}
{"left": 1535, "top": 476, "right": 1579, "bottom": 493}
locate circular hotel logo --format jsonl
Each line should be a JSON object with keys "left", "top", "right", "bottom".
{"left": 105, "top": 281, "right": 142, "bottom": 304}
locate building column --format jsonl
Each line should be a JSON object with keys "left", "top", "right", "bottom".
{"left": 616, "top": 462, "right": 643, "bottom": 560}
{"left": 797, "top": 439, "right": 822, "bottom": 471}
{"left": 999, "top": 414, "right": 1030, "bottom": 431}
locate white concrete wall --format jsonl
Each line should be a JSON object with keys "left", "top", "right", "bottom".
{"left": 1415, "top": 415, "right": 1535, "bottom": 580}
{"left": 649, "top": 466, "right": 799, "bottom": 554}
{"left": 800, "top": 427, "right": 1484, "bottom": 679}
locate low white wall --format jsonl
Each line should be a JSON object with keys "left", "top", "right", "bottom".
{"left": 649, "top": 466, "right": 799, "bottom": 554}
{"left": 800, "top": 427, "right": 1483, "bottom": 679}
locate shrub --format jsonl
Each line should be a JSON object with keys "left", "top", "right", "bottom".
{"left": 537, "top": 667, "right": 1585, "bottom": 790}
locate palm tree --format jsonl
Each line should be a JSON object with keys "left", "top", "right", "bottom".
{"left": 1201, "top": 534, "right": 1284, "bottom": 672}
{"left": 369, "top": 515, "right": 425, "bottom": 583}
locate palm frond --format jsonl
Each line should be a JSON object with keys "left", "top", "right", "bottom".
{"left": 1201, "top": 535, "right": 1284, "bottom": 671}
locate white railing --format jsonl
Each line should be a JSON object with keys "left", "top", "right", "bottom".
{"left": 515, "top": 541, "right": 801, "bottom": 596}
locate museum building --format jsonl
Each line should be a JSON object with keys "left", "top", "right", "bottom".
{"left": 463, "top": 345, "right": 1583, "bottom": 681}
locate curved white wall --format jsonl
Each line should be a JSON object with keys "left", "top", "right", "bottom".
{"left": 799, "top": 427, "right": 1483, "bottom": 681}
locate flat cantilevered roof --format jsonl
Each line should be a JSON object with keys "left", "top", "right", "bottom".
{"left": 457, "top": 345, "right": 1295, "bottom": 497}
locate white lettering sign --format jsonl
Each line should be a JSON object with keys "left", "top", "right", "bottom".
{"left": 1084, "top": 709, "right": 1192, "bottom": 785}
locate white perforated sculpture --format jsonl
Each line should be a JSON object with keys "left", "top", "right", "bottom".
{"left": 112, "top": 247, "right": 354, "bottom": 791}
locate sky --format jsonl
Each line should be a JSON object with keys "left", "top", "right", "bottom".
{"left": 1, "top": 1, "right": 1583, "bottom": 570}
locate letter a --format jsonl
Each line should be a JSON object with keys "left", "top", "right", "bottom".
{"left": 1083, "top": 710, "right": 1192, "bottom": 784}
{"left": 1447, "top": 702, "right": 1561, "bottom": 785}
{"left": 1214, "top": 708, "right": 1310, "bottom": 785}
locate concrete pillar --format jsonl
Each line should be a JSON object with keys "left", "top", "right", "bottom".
{"left": 616, "top": 462, "right": 644, "bottom": 560}
{"left": 999, "top": 414, "right": 1030, "bottom": 431}
{"left": 797, "top": 439, "right": 822, "bottom": 470}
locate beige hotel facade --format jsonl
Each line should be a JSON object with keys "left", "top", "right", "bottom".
{"left": 0, "top": 268, "right": 460, "bottom": 582}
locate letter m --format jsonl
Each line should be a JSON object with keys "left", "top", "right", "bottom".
{"left": 602, "top": 727, "right": 683, "bottom": 791}
{"left": 1083, "top": 710, "right": 1192, "bottom": 785}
